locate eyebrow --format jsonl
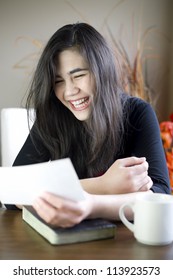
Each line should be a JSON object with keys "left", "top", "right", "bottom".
{"left": 56, "top": 68, "right": 89, "bottom": 79}
{"left": 68, "top": 68, "right": 88, "bottom": 75}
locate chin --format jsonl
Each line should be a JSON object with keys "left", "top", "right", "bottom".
{"left": 73, "top": 111, "right": 90, "bottom": 121}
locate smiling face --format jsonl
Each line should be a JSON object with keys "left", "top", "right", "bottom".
{"left": 54, "top": 49, "right": 95, "bottom": 121}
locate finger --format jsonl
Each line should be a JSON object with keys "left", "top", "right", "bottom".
{"left": 41, "top": 191, "right": 78, "bottom": 210}
{"left": 119, "top": 156, "right": 146, "bottom": 167}
{"left": 33, "top": 197, "right": 75, "bottom": 227}
{"left": 41, "top": 192, "right": 85, "bottom": 218}
{"left": 139, "top": 178, "right": 153, "bottom": 191}
{"left": 128, "top": 161, "right": 149, "bottom": 175}
{"left": 136, "top": 175, "right": 151, "bottom": 190}
{"left": 35, "top": 192, "right": 83, "bottom": 226}
{"left": 133, "top": 171, "right": 149, "bottom": 189}
{"left": 127, "top": 173, "right": 150, "bottom": 192}
{"left": 33, "top": 197, "right": 57, "bottom": 223}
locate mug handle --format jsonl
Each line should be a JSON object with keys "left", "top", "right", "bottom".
{"left": 119, "top": 202, "right": 134, "bottom": 232}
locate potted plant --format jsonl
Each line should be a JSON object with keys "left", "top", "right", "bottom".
{"left": 160, "top": 114, "right": 173, "bottom": 193}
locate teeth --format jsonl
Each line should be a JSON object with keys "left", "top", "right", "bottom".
{"left": 71, "top": 98, "right": 88, "bottom": 107}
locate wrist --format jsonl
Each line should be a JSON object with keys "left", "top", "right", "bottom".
{"left": 80, "top": 175, "right": 105, "bottom": 195}
{"left": 86, "top": 193, "right": 100, "bottom": 219}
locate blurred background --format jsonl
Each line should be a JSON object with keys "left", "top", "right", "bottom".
{"left": 0, "top": 0, "right": 173, "bottom": 126}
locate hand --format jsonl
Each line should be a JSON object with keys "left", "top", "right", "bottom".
{"left": 101, "top": 157, "right": 153, "bottom": 194}
{"left": 33, "top": 191, "right": 93, "bottom": 228}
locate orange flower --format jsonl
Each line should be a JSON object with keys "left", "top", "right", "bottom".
{"left": 160, "top": 122, "right": 173, "bottom": 149}
{"left": 160, "top": 118, "right": 173, "bottom": 192}
{"left": 166, "top": 149, "right": 173, "bottom": 170}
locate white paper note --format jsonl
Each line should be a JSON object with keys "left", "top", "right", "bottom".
{"left": 0, "top": 158, "right": 85, "bottom": 205}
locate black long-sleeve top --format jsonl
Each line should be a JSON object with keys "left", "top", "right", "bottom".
{"left": 6, "top": 96, "right": 171, "bottom": 210}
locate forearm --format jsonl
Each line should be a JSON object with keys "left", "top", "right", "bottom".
{"left": 88, "top": 191, "right": 152, "bottom": 221}
{"left": 80, "top": 176, "right": 105, "bottom": 194}
{"left": 81, "top": 157, "right": 153, "bottom": 195}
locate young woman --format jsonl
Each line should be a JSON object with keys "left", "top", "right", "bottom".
{"left": 6, "top": 23, "right": 170, "bottom": 228}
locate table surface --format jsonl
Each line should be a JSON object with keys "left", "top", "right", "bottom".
{"left": 0, "top": 209, "right": 173, "bottom": 260}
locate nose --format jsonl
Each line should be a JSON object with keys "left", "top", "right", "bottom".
{"left": 64, "top": 79, "right": 79, "bottom": 97}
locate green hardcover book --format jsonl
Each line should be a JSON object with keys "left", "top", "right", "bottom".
{"left": 22, "top": 206, "right": 116, "bottom": 245}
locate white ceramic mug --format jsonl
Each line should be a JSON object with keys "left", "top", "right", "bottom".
{"left": 119, "top": 193, "right": 173, "bottom": 245}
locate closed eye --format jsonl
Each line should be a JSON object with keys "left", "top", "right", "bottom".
{"left": 74, "top": 73, "right": 86, "bottom": 79}
{"left": 55, "top": 79, "right": 63, "bottom": 84}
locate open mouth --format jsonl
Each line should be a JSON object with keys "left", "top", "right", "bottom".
{"left": 70, "top": 97, "right": 90, "bottom": 110}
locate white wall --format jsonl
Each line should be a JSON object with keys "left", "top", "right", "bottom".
{"left": 0, "top": 0, "right": 172, "bottom": 115}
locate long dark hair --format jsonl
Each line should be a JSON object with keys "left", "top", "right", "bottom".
{"left": 26, "top": 23, "right": 125, "bottom": 178}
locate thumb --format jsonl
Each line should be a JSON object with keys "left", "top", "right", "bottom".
{"left": 121, "top": 156, "right": 146, "bottom": 167}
